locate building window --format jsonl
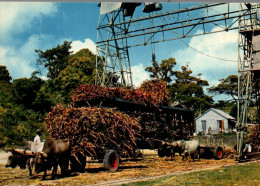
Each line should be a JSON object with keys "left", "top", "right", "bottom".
{"left": 201, "top": 120, "right": 206, "bottom": 133}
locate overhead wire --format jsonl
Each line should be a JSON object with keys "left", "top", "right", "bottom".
{"left": 178, "top": 38, "right": 238, "bottom": 62}
{"left": 162, "top": 2, "right": 239, "bottom": 63}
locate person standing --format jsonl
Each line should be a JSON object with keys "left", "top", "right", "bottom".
{"left": 34, "top": 129, "right": 41, "bottom": 144}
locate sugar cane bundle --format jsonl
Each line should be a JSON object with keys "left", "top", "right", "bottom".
{"left": 123, "top": 79, "right": 169, "bottom": 107}
{"left": 71, "top": 79, "right": 169, "bottom": 107}
{"left": 71, "top": 84, "right": 126, "bottom": 105}
{"left": 70, "top": 84, "right": 110, "bottom": 103}
{"left": 46, "top": 104, "right": 141, "bottom": 158}
{"left": 245, "top": 124, "right": 260, "bottom": 152}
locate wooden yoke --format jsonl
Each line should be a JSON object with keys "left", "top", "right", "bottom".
{"left": 6, "top": 148, "right": 35, "bottom": 157}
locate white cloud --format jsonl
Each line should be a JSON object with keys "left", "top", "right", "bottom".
{"left": 0, "top": 34, "right": 56, "bottom": 80}
{"left": 0, "top": 47, "right": 35, "bottom": 79}
{"left": 0, "top": 2, "right": 58, "bottom": 80}
{"left": 206, "top": 3, "right": 239, "bottom": 16}
{"left": 0, "top": 2, "right": 57, "bottom": 41}
{"left": 172, "top": 27, "right": 238, "bottom": 89}
{"left": 71, "top": 39, "right": 97, "bottom": 54}
{"left": 131, "top": 63, "right": 150, "bottom": 87}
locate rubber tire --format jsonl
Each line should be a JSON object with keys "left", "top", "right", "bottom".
{"left": 214, "top": 146, "right": 224, "bottom": 160}
{"left": 103, "top": 150, "right": 120, "bottom": 172}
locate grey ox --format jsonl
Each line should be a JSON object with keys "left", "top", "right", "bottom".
{"left": 178, "top": 140, "right": 200, "bottom": 161}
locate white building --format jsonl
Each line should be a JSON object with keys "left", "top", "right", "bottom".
{"left": 196, "top": 108, "right": 236, "bottom": 135}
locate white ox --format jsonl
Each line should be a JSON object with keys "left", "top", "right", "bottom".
{"left": 178, "top": 140, "right": 200, "bottom": 161}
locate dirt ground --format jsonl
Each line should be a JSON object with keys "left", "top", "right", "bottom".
{"left": 0, "top": 149, "right": 237, "bottom": 185}
{"left": 0, "top": 151, "right": 10, "bottom": 164}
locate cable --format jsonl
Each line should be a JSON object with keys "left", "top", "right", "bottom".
{"left": 179, "top": 38, "right": 239, "bottom": 63}
{"left": 163, "top": 2, "right": 238, "bottom": 63}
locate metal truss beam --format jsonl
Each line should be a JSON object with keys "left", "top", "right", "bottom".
{"left": 97, "top": 3, "right": 258, "bottom": 48}
{"left": 96, "top": 3, "right": 259, "bottom": 88}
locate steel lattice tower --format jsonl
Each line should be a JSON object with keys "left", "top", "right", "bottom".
{"left": 236, "top": 3, "right": 260, "bottom": 159}
{"left": 96, "top": 6, "right": 133, "bottom": 87}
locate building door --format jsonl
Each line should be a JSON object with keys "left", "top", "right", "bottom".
{"left": 217, "top": 120, "right": 224, "bottom": 133}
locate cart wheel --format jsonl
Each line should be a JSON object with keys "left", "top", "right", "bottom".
{"left": 214, "top": 146, "right": 224, "bottom": 160}
{"left": 103, "top": 150, "right": 119, "bottom": 171}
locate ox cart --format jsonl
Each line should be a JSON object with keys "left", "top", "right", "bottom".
{"left": 46, "top": 98, "right": 194, "bottom": 172}
{"left": 195, "top": 135, "right": 225, "bottom": 160}
{"left": 45, "top": 82, "right": 195, "bottom": 173}
{"left": 157, "top": 135, "right": 225, "bottom": 160}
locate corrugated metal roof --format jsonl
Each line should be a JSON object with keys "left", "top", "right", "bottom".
{"left": 196, "top": 108, "right": 235, "bottom": 120}
{"left": 211, "top": 108, "right": 235, "bottom": 120}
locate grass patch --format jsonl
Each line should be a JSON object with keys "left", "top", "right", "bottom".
{"left": 124, "top": 161, "right": 260, "bottom": 185}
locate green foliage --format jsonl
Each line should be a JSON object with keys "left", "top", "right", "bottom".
{"left": 0, "top": 67, "right": 54, "bottom": 145}
{"left": 0, "top": 65, "right": 12, "bottom": 82}
{"left": 53, "top": 49, "right": 97, "bottom": 98}
{"left": 36, "top": 40, "right": 72, "bottom": 80}
{"left": 69, "top": 47, "right": 96, "bottom": 62}
{"left": 145, "top": 58, "right": 176, "bottom": 83}
{"left": 0, "top": 81, "right": 12, "bottom": 107}
{"left": 32, "top": 83, "right": 57, "bottom": 114}
{"left": 208, "top": 75, "right": 238, "bottom": 100}
{"left": 213, "top": 100, "right": 237, "bottom": 118}
{"left": 12, "top": 77, "right": 44, "bottom": 109}
{"left": 169, "top": 64, "right": 212, "bottom": 116}
{"left": 1, "top": 107, "right": 46, "bottom": 146}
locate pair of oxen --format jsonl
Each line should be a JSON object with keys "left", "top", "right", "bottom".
{"left": 158, "top": 140, "right": 200, "bottom": 161}
{"left": 5, "top": 139, "right": 71, "bottom": 180}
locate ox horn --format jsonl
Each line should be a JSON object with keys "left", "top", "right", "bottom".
{"left": 40, "top": 152, "right": 48, "bottom": 158}
{"left": 5, "top": 148, "right": 13, "bottom": 153}
{"left": 13, "top": 149, "right": 27, "bottom": 155}
{"left": 23, "top": 150, "right": 35, "bottom": 157}
{"left": 6, "top": 148, "right": 20, "bottom": 155}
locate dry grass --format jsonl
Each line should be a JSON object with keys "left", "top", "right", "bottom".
{"left": 0, "top": 151, "right": 236, "bottom": 185}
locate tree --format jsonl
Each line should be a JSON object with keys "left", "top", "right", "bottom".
{"left": 213, "top": 100, "right": 237, "bottom": 118}
{"left": 0, "top": 65, "right": 12, "bottom": 82}
{"left": 0, "top": 66, "right": 12, "bottom": 107}
{"left": 36, "top": 41, "right": 72, "bottom": 80}
{"left": 208, "top": 75, "right": 238, "bottom": 100}
{"left": 145, "top": 57, "right": 176, "bottom": 83}
{"left": 53, "top": 48, "right": 98, "bottom": 98}
{"left": 12, "top": 78, "right": 44, "bottom": 109}
{"left": 0, "top": 104, "right": 47, "bottom": 146}
{"left": 169, "top": 64, "right": 213, "bottom": 116}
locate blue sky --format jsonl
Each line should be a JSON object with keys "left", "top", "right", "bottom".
{"left": 0, "top": 2, "right": 241, "bottom": 101}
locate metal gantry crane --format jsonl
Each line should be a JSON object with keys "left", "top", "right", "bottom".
{"left": 95, "top": 3, "right": 260, "bottom": 160}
